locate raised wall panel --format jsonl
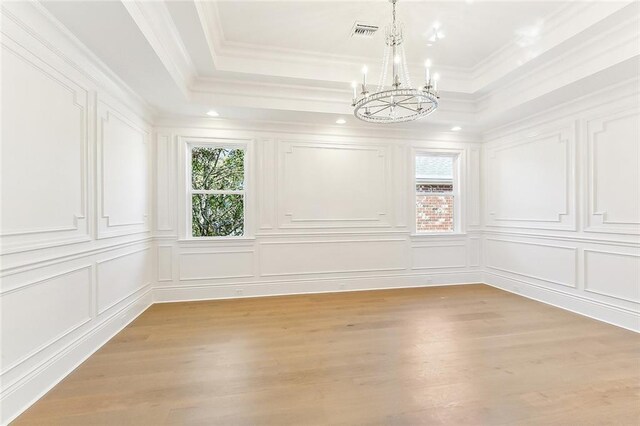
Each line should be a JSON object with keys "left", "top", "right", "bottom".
{"left": 467, "top": 147, "right": 481, "bottom": 228}
{"left": 469, "top": 237, "right": 481, "bottom": 267}
{"left": 277, "top": 141, "right": 390, "bottom": 228}
{"left": 585, "top": 108, "right": 640, "bottom": 234}
{"left": 156, "top": 134, "right": 175, "bottom": 232}
{"left": 0, "top": 42, "right": 88, "bottom": 251}
{"left": 486, "top": 125, "right": 575, "bottom": 230}
{"left": 96, "top": 248, "right": 151, "bottom": 314}
{"left": 260, "top": 239, "right": 406, "bottom": 276}
{"left": 157, "top": 245, "right": 173, "bottom": 282}
{"left": 0, "top": 266, "right": 92, "bottom": 376}
{"left": 258, "top": 138, "right": 276, "bottom": 230}
{"left": 179, "top": 251, "right": 254, "bottom": 281}
{"left": 584, "top": 249, "right": 640, "bottom": 303}
{"left": 412, "top": 243, "right": 467, "bottom": 270}
{"left": 97, "top": 100, "right": 150, "bottom": 239}
{"left": 485, "top": 238, "right": 577, "bottom": 288}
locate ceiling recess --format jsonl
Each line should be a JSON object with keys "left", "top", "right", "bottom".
{"left": 350, "top": 22, "right": 379, "bottom": 38}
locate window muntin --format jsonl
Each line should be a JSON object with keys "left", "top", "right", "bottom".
{"left": 415, "top": 154, "right": 457, "bottom": 233}
{"left": 189, "top": 146, "right": 245, "bottom": 237}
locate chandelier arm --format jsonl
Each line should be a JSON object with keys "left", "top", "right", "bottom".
{"left": 368, "top": 104, "right": 393, "bottom": 115}
{"left": 395, "top": 95, "right": 417, "bottom": 104}
{"left": 370, "top": 100, "right": 394, "bottom": 106}
{"left": 396, "top": 105, "right": 418, "bottom": 114}
{"left": 395, "top": 104, "right": 419, "bottom": 113}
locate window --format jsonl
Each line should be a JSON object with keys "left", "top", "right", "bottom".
{"left": 415, "top": 154, "right": 459, "bottom": 233}
{"left": 189, "top": 145, "right": 246, "bottom": 237}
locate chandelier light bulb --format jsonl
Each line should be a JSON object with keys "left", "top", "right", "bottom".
{"left": 394, "top": 55, "right": 401, "bottom": 64}
{"left": 425, "top": 59, "right": 432, "bottom": 68}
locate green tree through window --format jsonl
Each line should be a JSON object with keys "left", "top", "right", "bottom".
{"left": 191, "top": 147, "right": 245, "bottom": 237}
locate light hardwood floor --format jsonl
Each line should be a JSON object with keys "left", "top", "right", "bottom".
{"left": 12, "top": 284, "right": 640, "bottom": 425}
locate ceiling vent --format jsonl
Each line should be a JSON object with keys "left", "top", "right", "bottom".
{"left": 350, "top": 22, "right": 379, "bottom": 38}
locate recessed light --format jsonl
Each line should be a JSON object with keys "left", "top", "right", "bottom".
{"left": 451, "top": 126, "right": 462, "bottom": 131}
{"left": 206, "top": 110, "right": 219, "bottom": 117}
{"left": 336, "top": 118, "right": 347, "bottom": 124}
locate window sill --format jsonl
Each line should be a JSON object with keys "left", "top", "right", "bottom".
{"left": 177, "top": 237, "right": 256, "bottom": 245}
{"left": 410, "top": 232, "right": 467, "bottom": 238}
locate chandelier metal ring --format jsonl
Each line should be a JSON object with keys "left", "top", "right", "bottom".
{"left": 354, "top": 89, "right": 439, "bottom": 123}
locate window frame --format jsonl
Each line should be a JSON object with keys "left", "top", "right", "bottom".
{"left": 412, "top": 150, "right": 463, "bottom": 235}
{"left": 182, "top": 138, "right": 253, "bottom": 240}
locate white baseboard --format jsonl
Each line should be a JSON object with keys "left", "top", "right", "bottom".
{"left": 153, "top": 271, "right": 484, "bottom": 303}
{"left": 1, "top": 289, "right": 153, "bottom": 426}
{"left": 485, "top": 271, "right": 640, "bottom": 333}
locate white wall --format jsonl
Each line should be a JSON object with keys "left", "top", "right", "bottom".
{"left": 482, "top": 77, "right": 640, "bottom": 332}
{"left": 0, "top": 3, "right": 153, "bottom": 424}
{"left": 154, "top": 121, "right": 483, "bottom": 302}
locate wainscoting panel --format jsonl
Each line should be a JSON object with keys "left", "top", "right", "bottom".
{"left": 0, "top": 266, "right": 92, "bottom": 378}
{"left": 157, "top": 245, "right": 173, "bottom": 282}
{"left": 178, "top": 250, "right": 255, "bottom": 281}
{"left": 584, "top": 249, "right": 640, "bottom": 303}
{"left": 411, "top": 243, "right": 467, "bottom": 270}
{"left": 485, "top": 238, "right": 577, "bottom": 288}
{"left": 259, "top": 239, "right": 407, "bottom": 276}
{"left": 96, "top": 248, "right": 151, "bottom": 315}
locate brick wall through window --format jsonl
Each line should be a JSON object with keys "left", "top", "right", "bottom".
{"left": 415, "top": 155, "right": 456, "bottom": 232}
{"left": 416, "top": 183, "right": 454, "bottom": 232}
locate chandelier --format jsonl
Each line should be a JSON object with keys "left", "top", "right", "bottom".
{"left": 351, "top": 0, "right": 440, "bottom": 123}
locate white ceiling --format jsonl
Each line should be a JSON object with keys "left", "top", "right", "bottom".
{"left": 212, "top": 1, "right": 564, "bottom": 70}
{"left": 40, "top": 0, "right": 639, "bottom": 130}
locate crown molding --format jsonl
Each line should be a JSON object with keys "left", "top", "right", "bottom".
{"left": 121, "top": 1, "right": 196, "bottom": 99}
{"left": 470, "top": 1, "right": 632, "bottom": 90}
{"left": 477, "top": 8, "right": 640, "bottom": 123}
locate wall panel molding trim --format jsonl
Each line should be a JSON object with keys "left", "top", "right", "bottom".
{"left": 584, "top": 106, "right": 640, "bottom": 235}
{"left": 277, "top": 140, "right": 392, "bottom": 229}
{"left": 0, "top": 266, "right": 92, "bottom": 379}
{"left": 485, "top": 238, "right": 577, "bottom": 288}
{"left": 258, "top": 238, "right": 407, "bottom": 277}
{"left": 583, "top": 249, "right": 640, "bottom": 304}
{"left": 178, "top": 250, "right": 255, "bottom": 281}
{"left": 485, "top": 123, "right": 576, "bottom": 231}
{"left": 95, "top": 247, "right": 152, "bottom": 315}
{"left": 96, "top": 99, "right": 151, "bottom": 239}
{"left": 1, "top": 36, "right": 90, "bottom": 253}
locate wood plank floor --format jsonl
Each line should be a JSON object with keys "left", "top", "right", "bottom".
{"left": 12, "top": 284, "right": 640, "bottom": 425}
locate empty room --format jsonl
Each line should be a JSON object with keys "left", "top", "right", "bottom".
{"left": 1, "top": 0, "right": 639, "bottom": 424}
